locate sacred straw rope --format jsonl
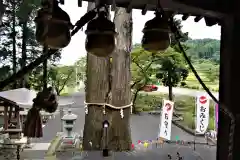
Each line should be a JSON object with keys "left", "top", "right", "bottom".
{"left": 84, "top": 101, "right": 133, "bottom": 118}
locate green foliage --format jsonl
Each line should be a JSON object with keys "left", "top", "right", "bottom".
{"left": 130, "top": 38, "right": 220, "bottom": 92}
{"left": 185, "top": 59, "right": 219, "bottom": 91}
{"left": 48, "top": 65, "right": 75, "bottom": 95}
{"left": 170, "top": 18, "right": 189, "bottom": 52}
{"left": 75, "top": 56, "right": 87, "bottom": 81}
{"left": 154, "top": 48, "right": 188, "bottom": 87}
{"left": 17, "top": 0, "right": 40, "bottom": 21}
{"left": 0, "top": 0, "right": 60, "bottom": 90}
{"left": 131, "top": 46, "right": 156, "bottom": 88}
{"left": 185, "top": 39, "right": 220, "bottom": 64}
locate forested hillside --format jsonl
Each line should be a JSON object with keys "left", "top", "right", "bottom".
{"left": 185, "top": 39, "right": 220, "bottom": 63}
{"left": 184, "top": 39, "right": 220, "bottom": 91}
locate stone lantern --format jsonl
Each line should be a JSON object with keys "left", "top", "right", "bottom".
{"left": 60, "top": 109, "right": 78, "bottom": 148}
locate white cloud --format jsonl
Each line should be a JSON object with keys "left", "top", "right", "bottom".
{"left": 59, "top": 2, "right": 221, "bottom": 65}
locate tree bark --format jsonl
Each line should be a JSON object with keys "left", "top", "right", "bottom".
{"left": 168, "top": 70, "right": 173, "bottom": 100}
{"left": 12, "top": 0, "right": 17, "bottom": 89}
{"left": 21, "top": 21, "right": 28, "bottom": 87}
{"left": 83, "top": 2, "right": 110, "bottom": 150}
{"left": 0, "top": 0, "right": 5, "bottom": 25}
{"left": 108, "top": 7, "right": 133, "bottom": 151}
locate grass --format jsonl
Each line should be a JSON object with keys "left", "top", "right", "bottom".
{"left": 185, "top": 72, "right": 219, "bottom": 92}
{"left": 135, "top": 92, "right": 216, "bottom": 130}
{"left": 59, "top": 86, "right": 78, "bottom": 96}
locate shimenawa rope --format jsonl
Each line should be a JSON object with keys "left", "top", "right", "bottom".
{"left": 84, "top": 101, "right": 133, "bottom": 118}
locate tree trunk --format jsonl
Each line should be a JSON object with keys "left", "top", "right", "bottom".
{"left": 108, "top": 7, "right": 133, "bottom": 151}
{"left": 132, "top": 83, "right": 147, "bottom": 114}
{"left": 0, "top": 0, "right": 4, "bottom": 25}
{"left": 83, "top": 2, "right": 110, "bottom": 150}
{"left": 132, "top": 89, "right": 140, "bottom": 114}
{"left": 168, "top": 70, "right": 173, "bottom": 100}
{"left": 12, "top": 0, "right": 17, "bottom": 89}
{"left": 21, "top": 21, "right": 28, "bottom": 87}
{"left": 43, "top": 47, "right": 48, "bottom": 89}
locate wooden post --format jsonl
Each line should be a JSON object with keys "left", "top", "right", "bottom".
{"left": 4, "top": 105, "right": 8, "bottom": 130}
{"left": 217, "top": 15, "right": 240, "bottom": 160}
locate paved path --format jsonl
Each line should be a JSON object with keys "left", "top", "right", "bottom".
{"left": 20, "top": 92, "right": 216, "bottom": 160}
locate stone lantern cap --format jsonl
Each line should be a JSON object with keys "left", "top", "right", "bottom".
{"left": 61, "top": 109, "right": 77, "bottom": 121}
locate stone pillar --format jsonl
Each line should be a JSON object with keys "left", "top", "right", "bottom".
{"left": 217, "top": 15, "right": 240, "bottom": 160}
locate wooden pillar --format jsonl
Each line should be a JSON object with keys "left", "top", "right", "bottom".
{"left": 218, "top": 15, "right": 240, "bottom": 160}
{"left": 4, "top": 105, "right": 8, "bottom": 130}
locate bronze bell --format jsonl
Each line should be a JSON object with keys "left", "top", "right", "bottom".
{"left": 35, "top": 0, "right": 73, "bottom": 49}
{"left": 142, "top": 12, "right": 170, "bottom": 52}
{"left": 85, "top": 11, "right": 116, "bottom": 57}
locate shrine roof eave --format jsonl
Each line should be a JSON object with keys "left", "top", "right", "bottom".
{"left": 0, "top": 97, "right": 17, "bottom": 107}
{"left": 80, "top": 0, "right": 225, "bottom": 19}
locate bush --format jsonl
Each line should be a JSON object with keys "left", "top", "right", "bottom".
{"left": 135, "top": 93, "right": 167, "bottom": 112}
{"left": 135, "top": 92, "right": 216, "bottom": 130}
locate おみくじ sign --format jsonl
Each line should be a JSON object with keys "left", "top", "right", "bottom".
{"left": 159, "top": 99, "right": 174, "bottom": 140}
{"left": 195, "top": 95, "right": 210, "bottom": 134}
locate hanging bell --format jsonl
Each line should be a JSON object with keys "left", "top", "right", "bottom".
{"left": 35, "top": 0, "right": 73, "bottom": 49}
{"left": 142, "top": 12, "right": 170, "bottom": 52}
{"left": 85, "top": 11, "right": 116, "bottom": 57}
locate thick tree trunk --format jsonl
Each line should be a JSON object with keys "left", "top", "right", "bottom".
{"left": 83, "top": 2, "right": 110, "bottom": 150}
{"left": 21, "top": 21, "right": 28, "bottom": 87}
{"left": 108, "top": 7, "right": 133, "bottom": 151}
{"left": 12, "top": 0, "right": 17, "bottom": 89}
{"left": 0, "top": 0, "right": 4, "bottom": 25}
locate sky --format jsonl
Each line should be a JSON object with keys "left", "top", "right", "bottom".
{"left": 59, "top": 1, "right": 221, "bottom": 65}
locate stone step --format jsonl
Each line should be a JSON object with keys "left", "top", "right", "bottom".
{"left": 24, "top": 143, "right": 50, "bottom": 151}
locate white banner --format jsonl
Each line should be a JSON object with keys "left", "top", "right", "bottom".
{"left": 195, "top": 95, "right": 210, "bottom": 134}
{"left": 159, "top": 99, "right": 174, "bottom": 140}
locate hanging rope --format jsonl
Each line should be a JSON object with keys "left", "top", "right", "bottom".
{"left": 23, "top": 87, "right": 58, "bottom": 138}
{"left": 84, "top": 101, "right": 133, "bottom": 118}
{"left": 23, "top": 0, "right": 56, "bottom": 138}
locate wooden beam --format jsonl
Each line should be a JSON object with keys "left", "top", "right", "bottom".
{"left": 126, "top": 0, "right": 134, "bottom": 13}
{"left": 194, "top": 15, "right": 203, "bottom": 22}
{"left": 141, "top": 4, "right": 148, "bottom": 15}
{"left": 80, "top": 0, "right": 224, "bottom": 19}
{"left": 111, "top": 0, "right": 116, "bottom": 11}
{"left": 182, "top": 14, "right": 189, "bottom": 20}
{"left": 59, "top": 0, "right": 64, "bottom": 5}
{"left": 204, "top": 17, "right": 218, "bottom": 26}
{"left": 78, "top": 0, "right": 82, "bottom": 7}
